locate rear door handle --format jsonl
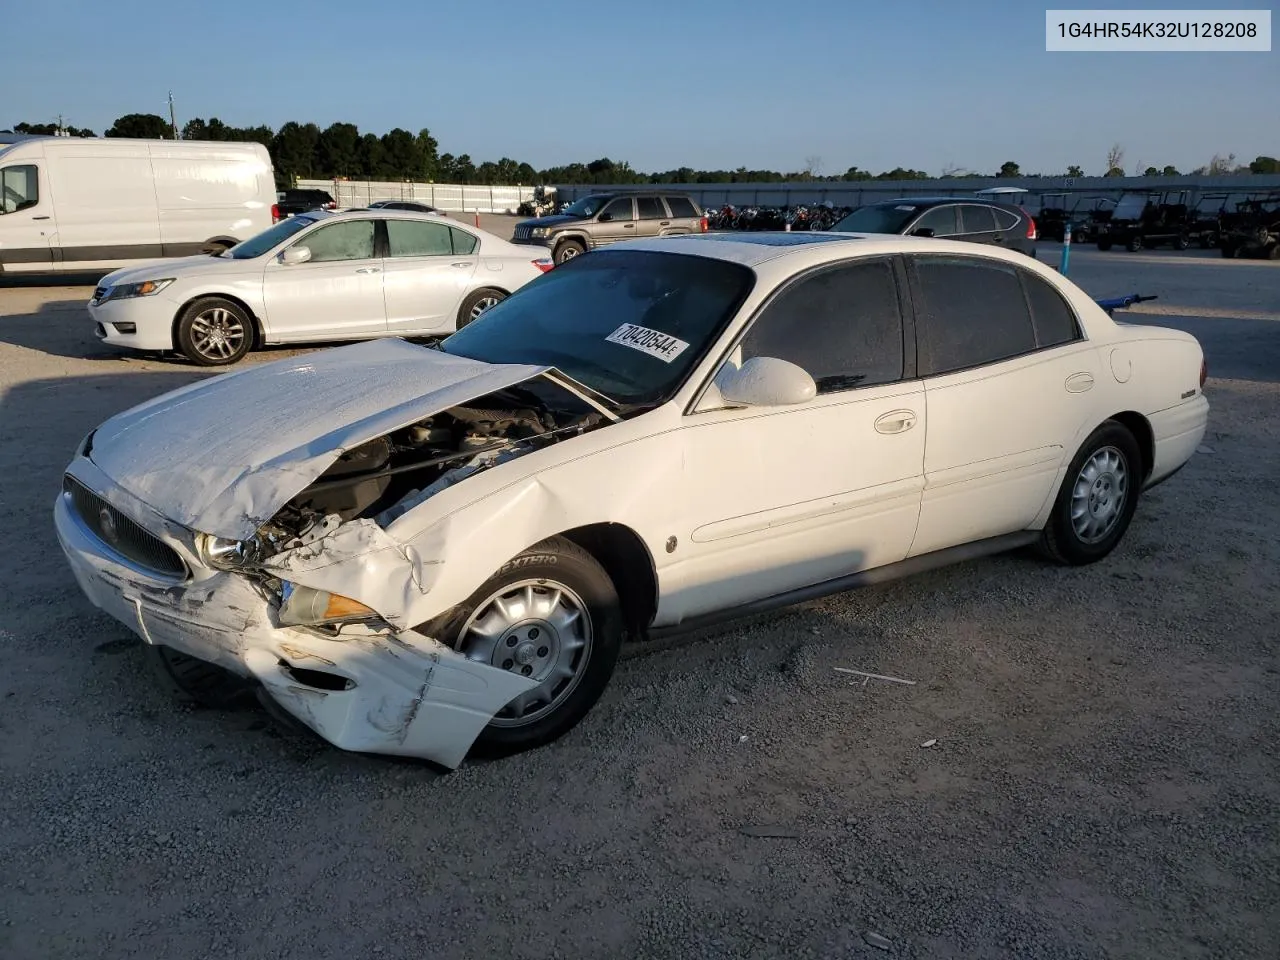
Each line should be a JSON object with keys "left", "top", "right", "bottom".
{"left": 623, "top": 223, "right": 635, "bottom": 229}
{"left": 32, "top": 215, "right": 50, "bottom": 221}
{"left": 355, "top": 267, "right": 381, "bottom": 274}
{"left": 451, "top": 261, "right": 472, "bottom": 268}
{"left": 874, "top": 410, "right": 917, "bottom": 434}
{"left": 1065, "top": 372, "right": 1095, "bottom": 393}
{"left": 660, "top": 220, "right": 670, "bottom": 226}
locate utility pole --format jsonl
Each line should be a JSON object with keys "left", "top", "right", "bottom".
{"left": 168, "top": 91, "right": 179, "bottom": 140}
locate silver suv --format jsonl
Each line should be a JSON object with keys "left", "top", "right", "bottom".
{"left": 511, "top": 192, "right": 708, "bottom": 264}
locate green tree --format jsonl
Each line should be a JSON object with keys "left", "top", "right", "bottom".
{"left": 105, "top": 113, "right": 172, "bottom": 139}
{"left": 181, "top": 118, "right": 209, "bottom": 140}
{"left": 1249, "top": 155, "right": 1279, "bottom": 174}
{"left": 271, "top": 122, "right": 320, "bottom": 182}
{"left": 998, "top": 160, "right": 1021, "bottom": 178}
{"left": 380, "top": 128, "right": 421, "bottom": 179}
{"left": 416, "top": 128, "right": 439, "bottom": 180}
{"left": 1066, "top": 165, "right": 1084, "bottom": 177}
{"left": 437, "top": 153, "right": 457, "bottom": 181}
{"left": 14, "top": 121, "right": 94, "bottom": 137}
{"left": 453, "top": 154, "right": 476, "bottom": 182}
{"left": 317, "top": 122, "right": 360, "bottom": 177}
{"left": 357, "top": 133, "right": 388, "bottom": 179}
{"left": 1161, "top": 165, "right": 1180, "bottom": 176}
{"left": 516, "top": 162, "right": 537, "bottom": 184}
{"left": 1143, "top": 166, "right": 1159, "bottom": 177}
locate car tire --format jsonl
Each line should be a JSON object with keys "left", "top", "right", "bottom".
{"left": 553, "top": 239, "right": 586, "bottom": 264}
{"left": 1174, "top": 234, "right": 1191, "bottom": 251}
{"left": 1039, "top": 421, "right": 1143, "bottom": 566}
{"left": 175, "top": 297, "right": 254, "bottom": 366}
{"left": 146, "top": 644, "right": 252, "bottom": 708}
{"left": 1126, "top": 235, "right": 1143, "bottom": 252}
{"left": 456, "top": 287, "right": 506, "bottom": 330}
{"left": 419, "top": 535, "right": 624, "bottom": 759}
{"left": 1267, "top": 243, "right": 1280, "bottom": 261}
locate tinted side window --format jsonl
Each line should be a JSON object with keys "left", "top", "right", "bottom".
{"left": 0, "top": 165, "right": 39, "bottom": 214}
{"left": 301, "top": 220, "right": 376, "bottom": 262}
{"left": 601, "top": 198, "right": 634, "bottom": 221}
{"left": 636, "top": 197, "right": 665, "bottom": 219}
{"left": 665, "top": 196, "right": 698, "bottom": 218}
{"left": 741, "top": 259, "right": 904, "bottom": 393}
{"left": 386, "top": 219, "right": 452, "bottom": 257}
{"left": 960, "top": 205, "right": 997, "bottom": 233}
{"left": 450, "top": 227, "right": 479, "bottom": 255}
{"left": 913, "top": 257, "right": 1036, "bottom": 375}
{"left": 993, "top": 208, "right": 1020, "bottom": 230}
{"left": 1021, "top": 271, "right": 1080, "bottom": 347}
{"left": 911, "top": 205, "right": 957, "bottom": 236}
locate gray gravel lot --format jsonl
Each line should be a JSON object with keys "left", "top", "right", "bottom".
{"left": 1, "top": 233, "right": 1278, "bottom": 959}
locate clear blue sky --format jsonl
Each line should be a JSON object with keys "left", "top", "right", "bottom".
{"left": 3, "top": 0, "right": 1275, "bottom": 176}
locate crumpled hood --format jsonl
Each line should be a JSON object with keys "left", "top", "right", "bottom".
{"left": 86, "top": 338, "right": 549, "bottom": 540}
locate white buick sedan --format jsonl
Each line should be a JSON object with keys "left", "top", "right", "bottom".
{"left": 56, "top": 233, "right": 1209, "bottom": 768}
{"left": 87, "top": 210, "right": 550, "bottom": 366}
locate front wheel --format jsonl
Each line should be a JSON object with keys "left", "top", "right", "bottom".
{"left": 553, "top": 239, "right": 585, "bottom": 264}
{"left": 1040, "top": 421, "right": 1142, "bottom": 566}
{"left": 146, "top": 644, "right": 252, "bottom": 707}
{"left": 175, "top": 297, "right": 254, "bottom": 366}
{"left": 1174, "top": 234, "right": 1191, "bottom": 251}
{"left": 1126, "top": 235, "right": 1143, "bottom": 252}
{"left": 419, "top": 536, "right": 624, "bottom": 758}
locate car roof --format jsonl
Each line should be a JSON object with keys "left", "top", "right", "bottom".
{"left": 862, "top": 196, "right": 1016, "bottom": 208}
{"left": 615, "top": 232, "right": 926, "bottom": 267}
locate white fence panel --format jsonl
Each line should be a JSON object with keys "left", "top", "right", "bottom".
{"left": 295, "top": 179, "right": 536, "bottom": 213}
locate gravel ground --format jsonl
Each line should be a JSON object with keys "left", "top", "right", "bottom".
{"left": 1, "top": 241, "right": 1278, "bottom": 959}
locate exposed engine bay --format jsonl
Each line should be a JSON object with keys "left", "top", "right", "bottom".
{"left": 254, "top": 376, "right": 610, "bottom": 552}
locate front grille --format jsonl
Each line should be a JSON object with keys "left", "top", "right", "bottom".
{"left": 513, "top": 225, "right": 530, "bottom": 240}
{"left": 64, "top": 476, "right": 188, "bottom": 579}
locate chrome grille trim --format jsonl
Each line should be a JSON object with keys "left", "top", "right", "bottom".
{"left": 63, "top": 476, "right": 189, "bottom": 579}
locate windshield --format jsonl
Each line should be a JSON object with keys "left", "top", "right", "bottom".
{"left": 222, "top": 216, "right": 317, "bottom": 259}
{"left": 560, "top": 195, "right": 611, "bottom": 218}
{"left": 829, "top": 203, "right": 920, "bottom": 234}
{"left": 441, "top": 250, "right": 755, "bottom": 406}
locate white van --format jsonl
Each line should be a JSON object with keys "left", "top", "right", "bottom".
{"left": 0, "top": 136, "right": 276, "bottom": 274}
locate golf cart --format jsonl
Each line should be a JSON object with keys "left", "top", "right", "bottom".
{"left": 1218, "top": 191, "right": 1280, "bottom": 259}
{"left": 1096, "top": 190, "right": 1193, "bottom": 251}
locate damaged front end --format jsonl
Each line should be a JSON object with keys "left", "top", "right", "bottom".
{"left": 56, "top": 340, "right": 620, "bottom": 768}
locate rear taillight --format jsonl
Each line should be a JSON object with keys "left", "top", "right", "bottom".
{"left": 533, "top": 259, "right": 554, "bottom": 273}
{"left": 1020, "top": 207, "right": 1037, "bottom": 240}
{"left": 699, "top": 216, "right": 708, "bottom": 233}
{"left": 271, "top": 203, "right": 280, "bottom": 222}
{"left": 1200, "top": 359, "right": 1207, "bottom": 388}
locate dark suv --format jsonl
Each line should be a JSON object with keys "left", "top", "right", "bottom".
{"left": 511, "top": 192, "right": 708, "bottom": 264}
{"left": 829, "top": 197, "right": 1037, "bottom": 256}
{"left": 275, "top": 188, "right": 336, "bottom": 220}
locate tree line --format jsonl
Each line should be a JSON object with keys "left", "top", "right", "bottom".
{"left": 5, "top": 116, "right": 1278, "bottom": 185}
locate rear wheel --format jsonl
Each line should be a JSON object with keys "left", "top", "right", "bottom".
{"left": 175, "top": 297, "right": 254, "bottom": 366}
{"left": 553, "top": 238, "right": 585, "bottom": 264}
{"left": 1174, "top": 233, "right": 1191, "bottom": 251}
{"left": 456, "top": 287, "right": 506, "bottom": 330}
{"left": 1126, "top": 235, "right": 1143, "bottom": 252}
{"left": 1040, "top": 421, "right": 1142, "bottom": 566}
{"left": 419, "top": 536, "right": 624, "bottom": 758}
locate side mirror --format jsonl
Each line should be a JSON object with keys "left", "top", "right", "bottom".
{"left": 279, "top": 245, "right": 312, "bottom": 265}
{"left": 911, "top": 227, "right": 935, "bottom": 238}
{"left": 598, "top": 212, "right": 614, "bottom": 222}
{"left": 718, "top": 356, "right": 816, "bottom": 407}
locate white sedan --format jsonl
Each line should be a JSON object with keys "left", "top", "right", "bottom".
{"left": 56, "top": 233, "right": 1209, "bottom": 768}
{"left": 87, "top": 210, "right": 550, "bottom": 366}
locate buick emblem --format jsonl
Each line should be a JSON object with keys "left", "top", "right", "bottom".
{"left": 99, "top": 505, "right": 118, "bottom": 543}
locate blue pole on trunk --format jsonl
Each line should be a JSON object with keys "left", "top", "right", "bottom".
{"left": 1059, "top": 222, "right": 1072, "bottom": 275}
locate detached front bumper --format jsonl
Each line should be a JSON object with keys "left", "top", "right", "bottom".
{"left": 53, "top": 463, "right": 536, "bottom": 769}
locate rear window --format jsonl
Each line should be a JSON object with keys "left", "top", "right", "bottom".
{"left": 959, "top": 205, "right": 998, "bottom": 233}
{"left": 993, "top": 208, "right": 1020, "bottom": 230}
{"left": 637, "top": 197, "right": 665, "bottom": 219}
{"left": 664, "top": 196, "right": 698, "bottom": 218}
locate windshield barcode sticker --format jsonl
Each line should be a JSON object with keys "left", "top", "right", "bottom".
{"left": 605, "top": 323, "right": 690, "bottom": 363}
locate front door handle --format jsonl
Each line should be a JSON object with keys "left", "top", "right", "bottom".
{"left": 355, "top": 267, "right": 381, "bottom": 274}
{"left": 32, "top": 215, "right": 50, "bottom": 221}
{"left": 874, "top": 409, "right": 917, "bottom": 435}
{"left": 660, "top": 220, "right": 670, "bottom": 226}
{"left": 1065, "top": 372, "right": 1095, "bottom": 393}
{"left": 623, "top": 223, "right": 635, "bottom": 229}
{"left": 451, "top": 261, "right": 472, "bottom": 268}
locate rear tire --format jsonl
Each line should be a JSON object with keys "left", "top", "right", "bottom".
{"left": 1126, "top": 235, "right": 1143, "bottom": 252}
{"left": 175, "top": 297, "right": 254, "bottom": 366}
{"left": 456, "top": 287, "right": 506, "bottom": 330}
{"left": 1174, "top": 234, "right": 1190, "bottom": 251}
{"left": 1040, "top": 421, "right": 1143, "bottom": 566}
{"left": 418, "top": 536, "right": 624, "bottom": 758}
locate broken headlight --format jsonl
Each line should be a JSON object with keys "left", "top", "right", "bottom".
{"left": 277, "top": 582, "right": 379, "bottom": 627}
{"left": 196, "top": 532, "right": 262, "bottom": 570}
